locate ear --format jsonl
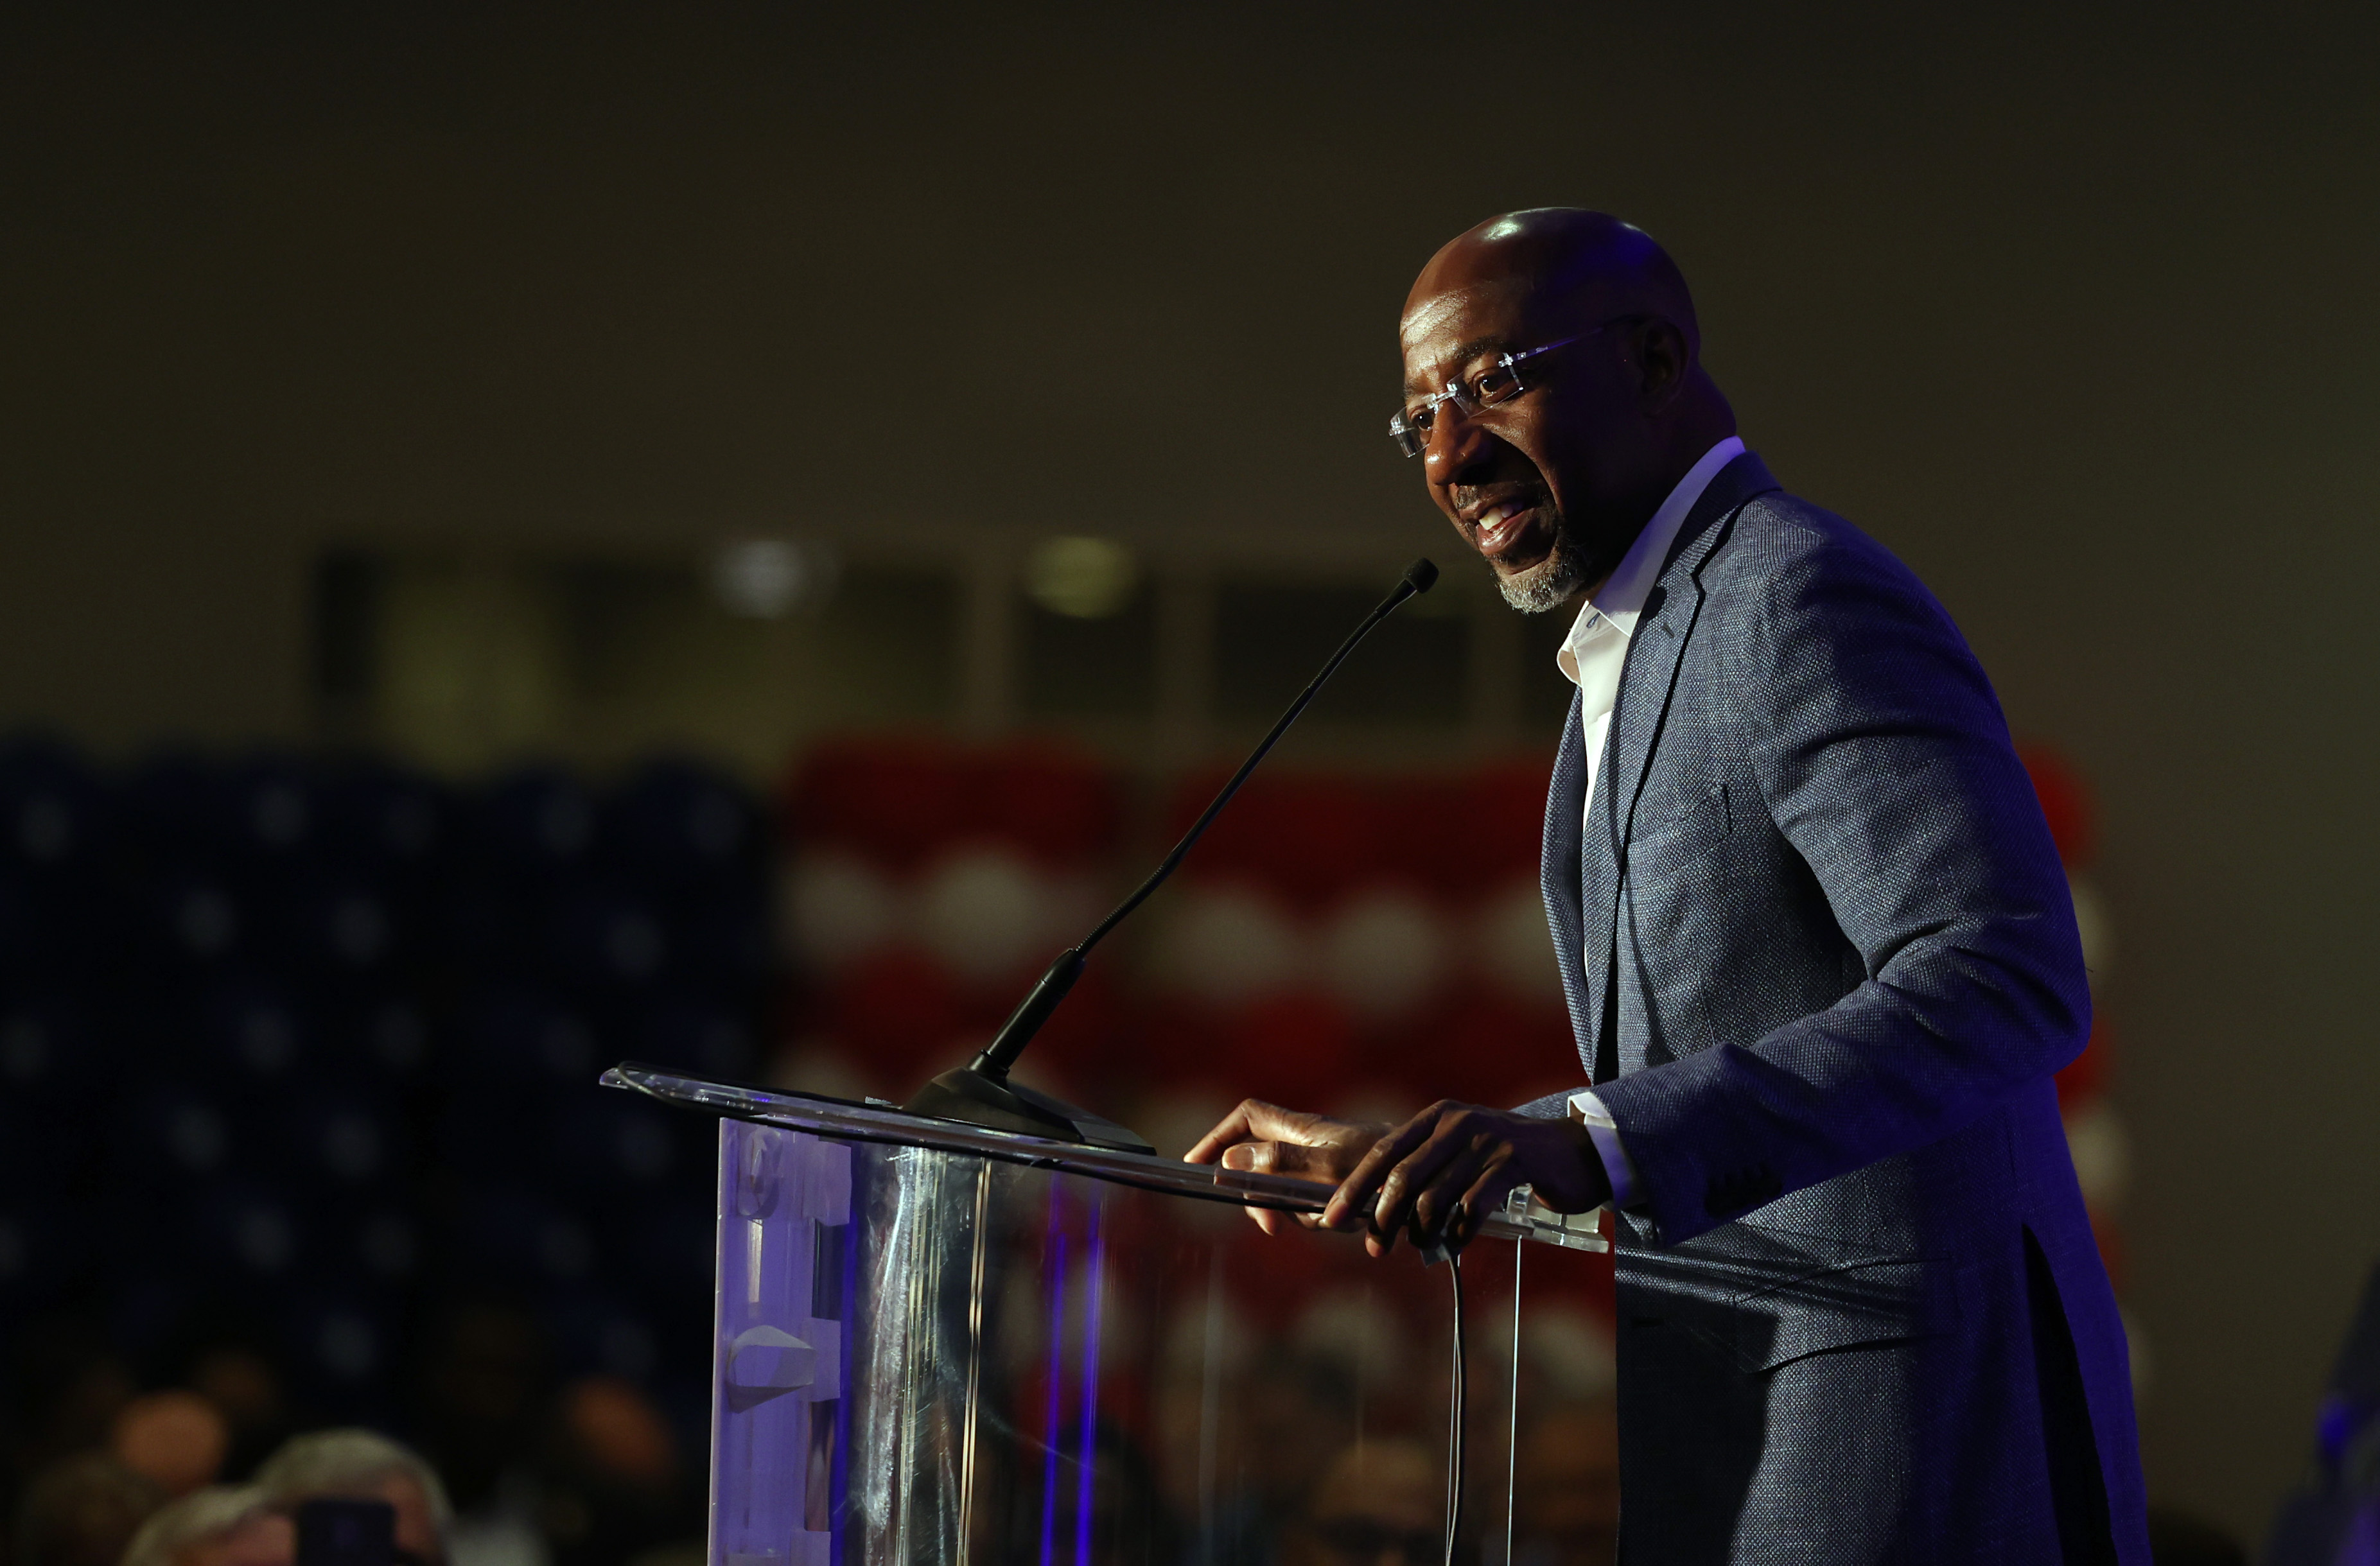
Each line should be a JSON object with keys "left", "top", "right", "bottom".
{"left": 1629, "top": 317, "right": 1693, "bottom": 412}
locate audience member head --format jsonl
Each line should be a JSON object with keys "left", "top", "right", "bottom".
{"left": 1279, "top": 1439, "right": 1440, "bottom": 1566}
{"left": 1512, "top": 1398, "right": 1620, "bottom": 1566}
{"left": 119, "top": 1486, "right": 292, "bottom": 1566}
{"left": 555, "top": 1379, "right": 674, "bottom": 1493}
{"left": 110, "top": 1393, "right": 230, "bottom": 1499}
{"left": 254, "top": 1431, "right": 451, "bottom": 1566}
{"left": 10, "top": 1453, "right": 165, "bottom": 1566}
{"left": 183, "top": 1346, "right": 290, "bottom": 1480}
{"left": 538, "top": 1379, "right": 685, "bottom": 1566}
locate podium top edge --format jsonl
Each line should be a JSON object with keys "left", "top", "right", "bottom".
{"left": 600, "top": 1063, "right": 1606, "bottom": 1253}
{"left": 601, "top": 1061, "right": 1334, "bottom": 1208}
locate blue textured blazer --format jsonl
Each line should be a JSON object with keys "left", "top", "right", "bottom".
{"left": 1522, "top": 452, "right": 2149, "bottom": 1563}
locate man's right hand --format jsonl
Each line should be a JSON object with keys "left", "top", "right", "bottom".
{"left": 1184, "top": 1099, "right": 1391, "bottom": 1236}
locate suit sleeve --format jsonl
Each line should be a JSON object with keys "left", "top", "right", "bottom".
{"left": 1589, "top": 526, "right": 2090, "bottom": 1246}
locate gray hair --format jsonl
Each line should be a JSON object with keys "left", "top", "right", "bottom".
{"left": 1497, "top": 537, "right": 1591, "bottom": 614}
{"left": 119, "top": 1486, "right": 273, "bottom": 1566}
{"left": 252, "top": 1430, "right": 453, "bottom": 1540}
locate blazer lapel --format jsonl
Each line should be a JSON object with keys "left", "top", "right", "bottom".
{"left": 1578, "top": 453, "right": 1783, "bottom": 1077}
{"left": 1539, "top": 691, "right": 1593, "bottom": 1074}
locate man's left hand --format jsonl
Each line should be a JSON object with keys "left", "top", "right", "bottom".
{"left": 1324, "top": 1101, "right": 1611, "bottom": 1257}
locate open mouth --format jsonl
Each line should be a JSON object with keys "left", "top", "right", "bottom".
{"left": 1469, "top": 495, "right": 1547, "bottom": 561}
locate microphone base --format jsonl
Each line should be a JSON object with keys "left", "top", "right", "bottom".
{"left": 904, "top": 1067, "right": 1154, "bottom": 1154}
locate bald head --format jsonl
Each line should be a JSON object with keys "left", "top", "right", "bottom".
{"left": 1397, "top": 208, "right": 1734, "bottom": 613}
{"left": 1405, "top": 209, "right": 1701, "bottom": 360}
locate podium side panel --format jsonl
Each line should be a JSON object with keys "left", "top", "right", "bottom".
{"left": 710, "top": 1119, "right": 848, "bottom": 1566}
{"left": 696, "top": 1108, "right": 1564, "bottom": 1565}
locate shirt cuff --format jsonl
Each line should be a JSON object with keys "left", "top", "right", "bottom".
{"left": 1568, "top": 1090, "right": 1641, "bottom": 1210}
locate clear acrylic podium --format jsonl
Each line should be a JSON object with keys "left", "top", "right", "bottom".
{"left": 604, "top": 1065, "right": 1607, "bottom": 1566}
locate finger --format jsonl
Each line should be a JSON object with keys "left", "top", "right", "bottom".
{"left": 1410, "top": 1136, "right": 1498, "bottom": 1240}
{"left": 1361, "top": 1117, "right": 1477, "bottom": 1258}
{"left": 1324, "top": 1106, "right": 1446, "bottom": 1230}
{"left": 1187, "top": 1099, "right": 1351, "bottom": 1166}
{"left": 1413, "top": 1137, "right": 1496, "bottom": 1235}
{"left": 1448, "top": 1153, "right": 1521, "bottom": 1252}
{"left": 1183, "top": 1100, "right": 1270, "bottom": 1165}
{"left": 1243, "top": 1199, "right": 1333, "bottom": 1237}
{"left": 1369, "top": 1113, "right": 1485, "bottom": 1242}
{"left": 1219, "top": 1139, "right": 1349, "bottom": 1185}
{"left": 1215, "top": 1145, "right": 1319, "bottom": 1234}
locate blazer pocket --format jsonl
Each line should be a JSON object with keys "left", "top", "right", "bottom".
{"left": 1627, "top": 781, "right": 1732, "bottom": 860}
{"left": 1729, "top": 1255, "right": 1957, "bottom": 1375}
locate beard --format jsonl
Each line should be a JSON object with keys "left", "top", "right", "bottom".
{"left": 1494, "top": 529, "right": 1592, "bottom": 613}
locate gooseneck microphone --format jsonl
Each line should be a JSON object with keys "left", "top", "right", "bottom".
{"left": 904, "top": 557, "right": 1442, "bottom": 1151}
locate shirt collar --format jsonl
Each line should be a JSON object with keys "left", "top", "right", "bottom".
{"left": 1557, "top": 435, "right": 1746, "bottom": 681}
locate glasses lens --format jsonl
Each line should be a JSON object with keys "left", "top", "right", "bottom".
{"left": 1388, "top": 405, "right": 1430, "bottom": 457}
{"left": 1471, "top": 362, "right": 1522, "bottom": 407}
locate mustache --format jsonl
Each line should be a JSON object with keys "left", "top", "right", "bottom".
{"left": 1452, "top": 482, "right": 1557, "bottom": 521}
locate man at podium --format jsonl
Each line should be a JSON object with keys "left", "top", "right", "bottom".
{"left": 1190, "top": 209, "right": 2148, "bottom": 1564}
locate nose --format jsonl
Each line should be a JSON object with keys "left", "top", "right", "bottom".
{"left": 1421, "top": 401, "right": 1494, "bottom": 489}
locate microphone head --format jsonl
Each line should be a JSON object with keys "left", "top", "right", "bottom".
{"left": 1401, "top": 557, "right": 1440, "bottom": 596}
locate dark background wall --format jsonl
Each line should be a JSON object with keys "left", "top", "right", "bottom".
{"left": 3, "top": 4, "right": 2374, "bottom": 1539}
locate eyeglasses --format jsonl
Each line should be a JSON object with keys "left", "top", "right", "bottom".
{"left": 1388, "top": 320, "right": 1625, "bottom": 458}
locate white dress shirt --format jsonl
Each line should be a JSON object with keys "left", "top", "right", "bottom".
{"left": 1558, "top": 435, "right": 1746, "bottom": 1209}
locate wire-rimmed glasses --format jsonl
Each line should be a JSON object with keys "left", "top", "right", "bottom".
{"left": 1388, "top": 322, "right": 1622, "bottom": 457}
